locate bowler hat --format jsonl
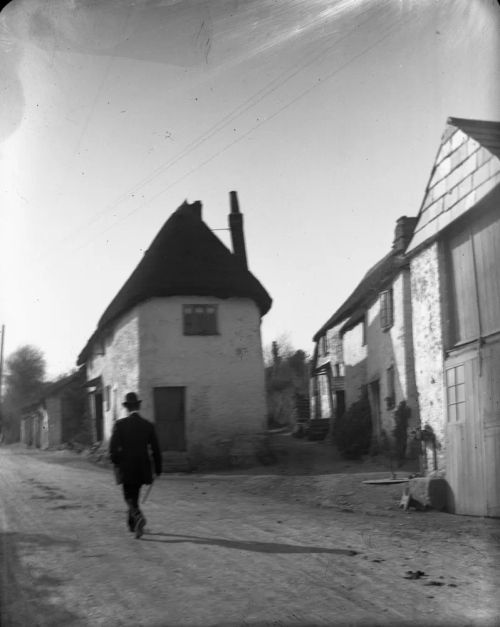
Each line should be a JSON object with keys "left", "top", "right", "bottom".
{"left": 122, "top": 392, "right": 142, "bottom": 408}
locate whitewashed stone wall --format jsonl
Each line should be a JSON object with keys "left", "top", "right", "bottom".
{"left": 86, "top": 309, "right": 140, "bottom": 440}
{"left": 138, "top": 296, "right": 267, "bottom": 461}
{"left": 46, "top": 397, "right": 62, "bottom": 448}
{"left": 410, "top": 243, "right": 446, "bottom": 469}
{"left": 366, "top": 270, "right": 419, "bottom": 435}
{"left": 342, "top": 323, "right": 367, "bottom": 407}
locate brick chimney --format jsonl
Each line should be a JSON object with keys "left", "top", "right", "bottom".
{"left": 228, "top": 191, "right": 248, "bottom": 269}
{"left": 393, "top": 216, "right": 417, "bottom": 254}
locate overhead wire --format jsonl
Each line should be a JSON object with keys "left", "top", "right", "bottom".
{"left": 46, "top": 8, "right": 408, "bottom": 269}
{"left": 50, "top": 5, "right": 133, "bottom": 217}
{"left": 30, "top": 0, "right": 393, "bottom": 268}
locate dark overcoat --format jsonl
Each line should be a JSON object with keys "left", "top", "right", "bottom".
{"left": 109, "top": 412, "right": 162, "bottom": 486}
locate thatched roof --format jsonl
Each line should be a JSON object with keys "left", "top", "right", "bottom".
{"left": 77, "top": 201, "right": 271, "bottom": 365}
{"left": 21, "top": 369, "right": 85, "bottom": 414}
{"left": 313, "top": 251, "right": 401, "bottom": 342}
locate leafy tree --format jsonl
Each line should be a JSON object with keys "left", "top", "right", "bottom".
{"left": 332, "top": 391, "right": 372, "bottom": 459}
{"left": 264, "top": 336, "right": 310, "bottom": 427}
{"left": 1, "top": 345, "right": 46, "bottom": 442}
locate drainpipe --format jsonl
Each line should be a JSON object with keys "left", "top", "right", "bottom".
{"left": 229, "top": 191, "right": 248, "bottom": 269}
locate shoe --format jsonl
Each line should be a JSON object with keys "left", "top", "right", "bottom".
{"left": 134, "top": 514, "right": 145, "bottom": 539}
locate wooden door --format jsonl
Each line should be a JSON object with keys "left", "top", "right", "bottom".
{"left": 369, "top": 380, "right": 381, "bottom": 439}
{"left": 94, "top": 393, "right": 104, "bottom": 442}
{"left": 478, "top": 339, "right": 500, "bottom": 517}
{"left": 153, "top": 387, "right": 186, "bottom": 452}
{"left": 445, "top": 352, "right": 486, "bottom": 515}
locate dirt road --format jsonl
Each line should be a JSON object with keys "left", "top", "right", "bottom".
{"left": 1, "top": 445, "right": 499, "bottom": 627}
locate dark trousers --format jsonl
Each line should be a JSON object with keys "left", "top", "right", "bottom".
{"left": 122, "top": 484, "right": 145, "bottom": 530}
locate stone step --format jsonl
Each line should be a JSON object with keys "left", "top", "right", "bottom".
{"left": 161, "top": 451, "right": 191, "bottom": 473}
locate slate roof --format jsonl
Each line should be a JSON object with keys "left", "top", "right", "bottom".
{"left": 77, "top": 201, "right": 271, "bottom": 364}
{"left": 406, "top": 117, "right": 500, "bottom": 254}
{"left": 449, "top": 117, "right": 500, "bottom": 159}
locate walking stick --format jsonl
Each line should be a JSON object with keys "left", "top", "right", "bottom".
{"left": 142, "top": 480, "right": 154, "bottom": 504}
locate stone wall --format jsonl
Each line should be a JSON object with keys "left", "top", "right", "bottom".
{"left": 365, "top": 270, "right": 419, "bottom": 436}
{"left": 46, "top": 397, "right": 62, "bottom": 448}
{"left": 86, "top": 309, "right": 140, "bottom": 440}
{"left": 342, "top": 323, "right": 367, "bottom": 407}
{"left": 138, "top": 296, "right": 268, "bottom": 464}
{"left": 410, "top": 243, "right": 446, "bottom": 470}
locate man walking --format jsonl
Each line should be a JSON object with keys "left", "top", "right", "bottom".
{"left": 109, "top": 392, "right": 162, "bottom": 538}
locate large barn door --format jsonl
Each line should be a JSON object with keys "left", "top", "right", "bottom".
{"left": 445, "top": 207, "right": 500, "bottom": 517}
{"left": 478, "top": 339, "right": 500, "bottom": 517}
{"left": 445, "top": 353, "right": 486, "bottom": 515}
{"left": 153, "top": 387, "right": 186, "bottom": 452}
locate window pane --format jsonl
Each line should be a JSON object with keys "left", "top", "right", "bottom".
{"left": 456, "top": 365, "right": 465, "bottom": 384}
{"left": 184, "top": 304, "right": 217, "bottom": 335}
{"left": 387, "top": 289, "right": 394, "bottom": 326}
{"left": 456, "top": 383, "right": 465, "bottom": 403}
{"left": 380, "top": 293, "right": 387, "bottom": 328}
{"left": 448, "top": 386, "right": 456, "bottom": 404}
{"left": 204, "top": 312, "right": 217, "bottom": 334}
{"left": 446, "top": 368, "right": 455, "bottom": 386}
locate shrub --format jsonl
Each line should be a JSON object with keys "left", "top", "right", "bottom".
{"left": 332, "top": 392, "right": 372, "bottom": 459}
{"left": 392, "top": 400, "right": 411, "bottom": 463}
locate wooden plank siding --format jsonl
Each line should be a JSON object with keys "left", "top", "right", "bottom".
{"left": 446, "top": 207, "right": 500, "bottom": 343}
{"left": 479, "top": 337, "right": 500, "bottom": 517}
{"left": 445, "top": 352, "right": 486, "bottom": 516}
{"left": 447, "top": 229, "right": 479, "bottom": 343}
{"left": 472, "top": 208, "right": 500, "bottom": 336}
{"left": 444, "top": 207, "right": 500, "bottom": 516}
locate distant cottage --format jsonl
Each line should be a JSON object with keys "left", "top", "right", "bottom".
{"left": 311, "top": 217, "right": 419, "bottom": 448}
{"left": 77, "top": 193, "right": 272, "bottom": 467}
{"left": 20, "top": 368, "right": 88, "bottom": 450}
{"left": 311, "top": 116, "right": 500, "bottom": 518}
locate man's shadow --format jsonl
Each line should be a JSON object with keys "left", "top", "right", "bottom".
{"left": 142, "top": 532, "right": 358, "bottom": 556}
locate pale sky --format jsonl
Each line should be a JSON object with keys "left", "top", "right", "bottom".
{"left": 1, "top": 0, "right": 499, "bottom": 379}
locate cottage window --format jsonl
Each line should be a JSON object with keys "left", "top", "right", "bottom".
{"left": 385, "top": 366, "right": 395, "bottom": 410}
{"left": 321, "top": 335, "right": 329, "bottom": 356}
{"left": 380, "top": 289, "right": 394, "bottom": 330}
{"left": 446, "top": 365, "right": 466, "bottom": 423}
{"left": 183, "top": 305, "right": 218, "bottom": 335}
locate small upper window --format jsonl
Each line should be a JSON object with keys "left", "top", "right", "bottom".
{"left": 183, "top": 305, "right": 218, "bottom": 335}
{"left": 321, "top": 335, "right": 329, "bottom": 356}
{"left": 446, "top": 365, "right": 466, "bottom": 423}
{"left": 380, "top": 288, "right": 394, "bottom": 330}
